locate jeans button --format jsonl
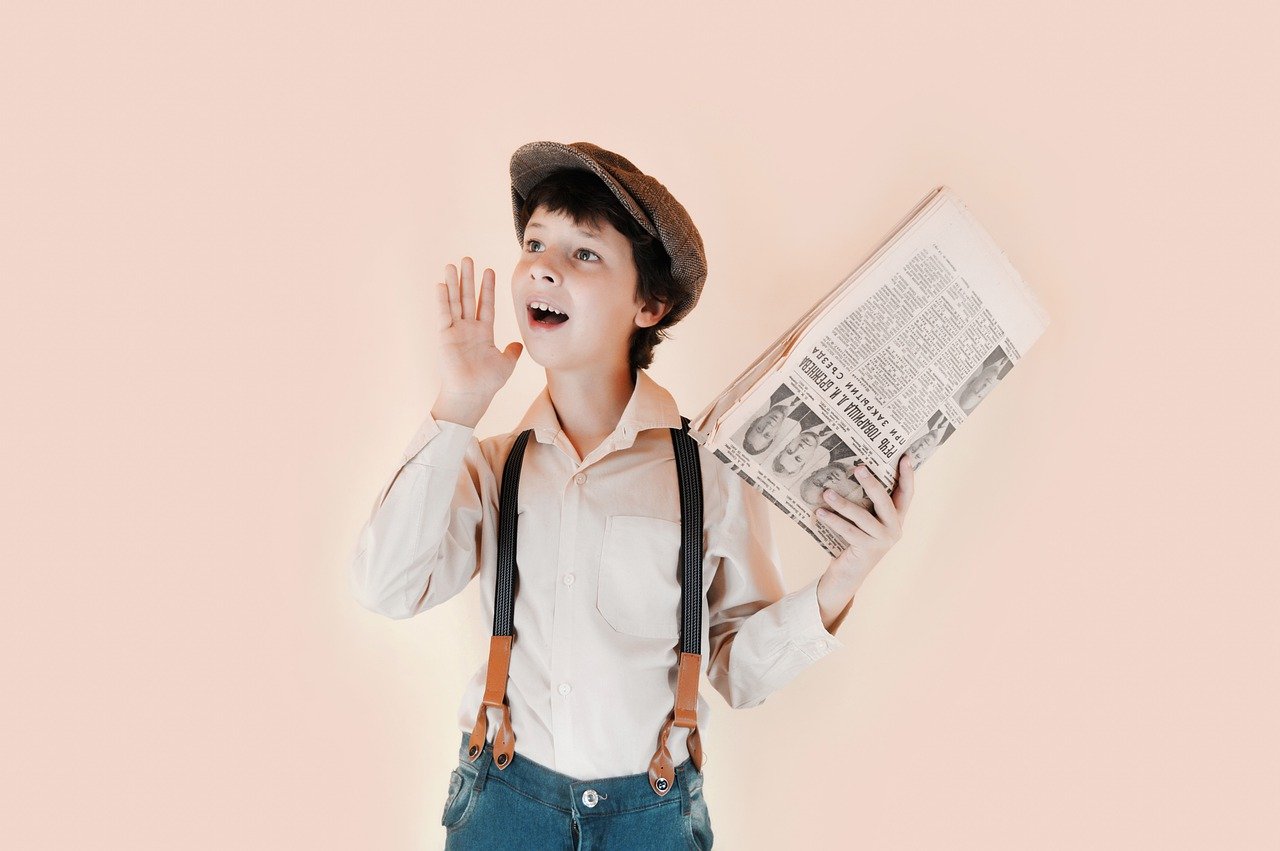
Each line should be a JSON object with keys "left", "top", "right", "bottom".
{"left": 582, "top": 789, "right": 599, "bottom": 807}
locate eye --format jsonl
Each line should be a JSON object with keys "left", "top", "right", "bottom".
{"left": 576, "top": 248, "right": 600, "bottom": 261}
{"left": 524, "top": 239, "right": 543, "bottom": 252}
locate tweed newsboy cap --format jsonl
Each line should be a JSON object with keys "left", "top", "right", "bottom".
{"left": 509, "top": 140, "right": 708, "bottom": 327}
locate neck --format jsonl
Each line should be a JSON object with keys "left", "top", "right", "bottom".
{"left": 545, "top": 363, "right": 636, "bottom": 457}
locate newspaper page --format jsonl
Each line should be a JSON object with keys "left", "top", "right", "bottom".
{"left": 689, "top": 187, "right": 1051, "bottom": 558}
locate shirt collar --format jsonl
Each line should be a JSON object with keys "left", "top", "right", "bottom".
{"left": 513, "top": 369, "right": 684, "bottom": 452}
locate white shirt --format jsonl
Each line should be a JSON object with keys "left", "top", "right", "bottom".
{"left": 348, "top": 369, "right": 846, "bottom": 781}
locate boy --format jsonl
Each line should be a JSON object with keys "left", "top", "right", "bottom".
{"left": 349, "top": 141, "right": 915, "bottom": 848}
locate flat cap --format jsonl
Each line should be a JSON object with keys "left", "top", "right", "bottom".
{"left": 509, "top": 141, "right": 707, "bottom": 326}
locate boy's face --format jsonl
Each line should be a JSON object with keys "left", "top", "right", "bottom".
{"left": 512, "top": 205, "right": 668, "bottom": 375}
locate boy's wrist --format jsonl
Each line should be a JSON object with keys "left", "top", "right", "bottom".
{"left": 816, "top": 567, "right": 862, "bottom": 634}
{"left": 431, "top": 391, "right": 492, "bottom": 429}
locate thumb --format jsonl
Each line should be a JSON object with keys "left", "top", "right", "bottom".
{"left": 503, "top": 341, "right": 523, "bottom": 362}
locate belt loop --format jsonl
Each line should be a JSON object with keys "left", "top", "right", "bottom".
{"left": 676, "top": 761, "right": 694, "bottom": 817}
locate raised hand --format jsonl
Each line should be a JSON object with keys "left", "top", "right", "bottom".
{"left": 431, "top": 257, "right": 523, "bottom": 426}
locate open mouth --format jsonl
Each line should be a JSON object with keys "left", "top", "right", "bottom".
{"left": 528, "top": 304, "right": 570, "bottom": 327}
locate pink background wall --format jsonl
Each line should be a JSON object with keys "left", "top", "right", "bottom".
{"left": 5, "top": 1, "right": 1278, "bottom": 848}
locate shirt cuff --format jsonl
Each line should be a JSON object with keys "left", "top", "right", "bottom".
{"left": 401, "top": 412, "right": 476, "bottom": 467}
{"left": 782, "top": 575, "right": 846, "bottom": 661}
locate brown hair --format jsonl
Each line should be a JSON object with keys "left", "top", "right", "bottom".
{"left": 515, "top": 168, "right": 695, "bottom": 376}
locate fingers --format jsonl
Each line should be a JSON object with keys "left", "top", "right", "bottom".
{"left": 478, "top": 266, "right": 496, "bottom": 326}
{"left": 892, "top": 454, "right": 915, "bottom": 516}
{"left": 460, "top": 257, "right": 475, "bottom": 321}
{"left": 434, "top": 281, "right": 453, "bottom": 331}
{"left": 819, "top": 483, "right": 880, "bottom": 537}
{"left": 816, "top": 491, "right": 877, "bottom": 545}
{"left": 443, "top": 258, "right": 496, "bottom": 326}
{"left": 851, "top": 464, "right": 901, "bottom": 533}
{"left": 444, "top": 263, "right": 462, "bottom": 323}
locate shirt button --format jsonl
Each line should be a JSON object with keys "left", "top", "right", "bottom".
{"left": 574, "top": 473, "right": 587, "bottom": 485}
{"left": 563, "top": 573, "right": 575, "bottom": 586}
{"left": 816, "top": 640, "right": 828, "bottom": 651}
{"left": 582, "top": 789, "right": 599, "bottom": 807}
{"left": 559, "top": 682, "right": 571, "bottom": 696}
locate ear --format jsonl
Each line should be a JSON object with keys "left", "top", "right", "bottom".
{"left": 634, "top": 295, "right": 671, "bottom": 329}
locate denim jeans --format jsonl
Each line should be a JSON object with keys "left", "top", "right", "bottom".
{"left": 441, "top": 731, "right": 714, "bottom": 849}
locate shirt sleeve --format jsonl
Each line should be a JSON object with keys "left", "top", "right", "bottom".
{"left": 347, "top": 412, "right": 496, "bottom": 620}
{"left": 704, "top": 471, "right": 846, "bottom": 709}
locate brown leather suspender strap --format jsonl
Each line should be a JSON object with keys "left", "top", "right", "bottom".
{"left": 466, "top": 418, "right": 706, "bottom": 798}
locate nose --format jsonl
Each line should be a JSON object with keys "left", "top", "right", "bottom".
{"left": 528, "top": 254, "right": 563, "bottom": 286}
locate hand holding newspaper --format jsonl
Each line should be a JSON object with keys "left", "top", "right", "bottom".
{"left": 688, "top": 187, "right": 1051, "bottom": 558}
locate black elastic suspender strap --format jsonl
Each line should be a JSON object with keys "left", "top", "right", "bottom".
{"left": 493, "top": 428, "right": 533, "bottom": 637}
{"left": 670, "top": 416, "right": 704, "bottom": 656}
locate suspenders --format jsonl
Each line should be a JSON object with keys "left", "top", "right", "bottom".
{"left": 464, "top": 416, "right": 706, "bottom": 797}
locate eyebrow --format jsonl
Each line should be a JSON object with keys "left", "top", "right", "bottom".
{"left": 526, "top": 221, "right": 604, "bottom": 240}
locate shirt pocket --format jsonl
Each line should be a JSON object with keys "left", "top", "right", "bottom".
{"left": 596, "top": 514, "right": 683, "bottom": 640}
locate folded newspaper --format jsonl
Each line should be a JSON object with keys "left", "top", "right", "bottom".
{"left": 688, "top": 186, "right": 1050, "bottom": 558}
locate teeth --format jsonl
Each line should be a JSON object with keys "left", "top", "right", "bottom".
{"left": 530, "top": 301, "right": 566, "bottom": 315}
